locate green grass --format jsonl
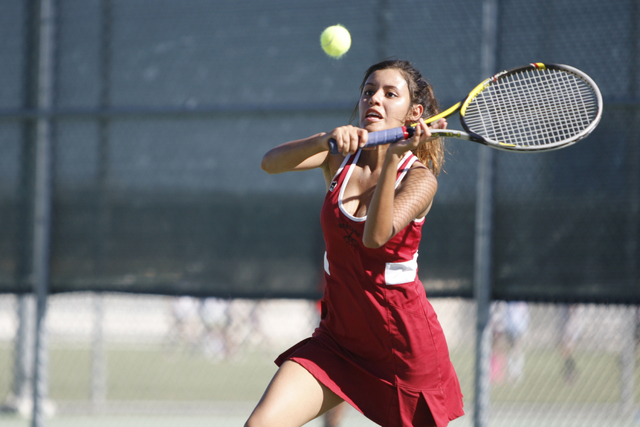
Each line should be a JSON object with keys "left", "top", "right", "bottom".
{"left": 1, "top": 344, "right": 638, "bottom": 405}
{"left": 105, "top": 348, "right": 277, "bottom": 401}
{"left": 0, "top": 344, "right": 13, "bottom": 399}
{"left": 450, "top": 347, "right": 639, "bottom": 405}
{"left": 1, "top": 344, "right": 278, "bottom": 402}
{"left": 489, "top": 349, "right": 624, "bottom": 403}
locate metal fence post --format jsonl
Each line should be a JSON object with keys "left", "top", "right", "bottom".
{"left": 30, "top": 0, "right": 56, "bottom": 425}
{"left": 90, "top": 0, "right": 114, "bottom": 409}
{"left": 474, "top": 1, "right": 499, "bottom": 426}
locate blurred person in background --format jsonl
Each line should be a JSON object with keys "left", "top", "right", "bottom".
{"left": 504, "top": 301, "right": 529, "bottom": 383}
{"left": 490, "top": 301, "right": 529, "bottom": 384}
{"left": 560, "top": 304, "right": 583, "bottom": 384}
{"left": 168, "top": 296, "right": 202, "bottom": 352}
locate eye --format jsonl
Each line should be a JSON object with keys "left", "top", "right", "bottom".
{"left": 386, "top": 91, "right": 398, "bottom": 98}
{"left": 364, "top": 89, "right": 374, "bottom": 96}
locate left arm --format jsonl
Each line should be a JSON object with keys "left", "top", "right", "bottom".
{"left": 362, "top": 120, "right": 440, "bottom": 248}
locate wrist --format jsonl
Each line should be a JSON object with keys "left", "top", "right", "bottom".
{"left": 309, "top": 132, "right": 330, "bottom": 151}
{"left": 384, "top": 149, "right": 404, "bottom": 164}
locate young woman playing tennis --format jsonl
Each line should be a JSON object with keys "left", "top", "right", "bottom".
{"left": 247, "top": 59, "right": 464, "bottom": 427}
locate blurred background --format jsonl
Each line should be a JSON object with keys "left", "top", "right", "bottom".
{"left": 0, "top": 0, "right": 638, "bottom": 426}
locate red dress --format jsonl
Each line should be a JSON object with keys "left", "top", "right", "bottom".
{"left": 276, "top": 151, "right": 464, "bottom": 427}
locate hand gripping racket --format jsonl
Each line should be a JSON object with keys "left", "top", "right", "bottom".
{"left": 329, "top": 63, "right": 603, "bottom": 154}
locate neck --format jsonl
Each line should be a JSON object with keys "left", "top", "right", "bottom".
{"left": 358, "top": 145, "right": 390, "bottom": 171}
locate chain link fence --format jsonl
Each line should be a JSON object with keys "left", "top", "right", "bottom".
{"left": 1, "top": 0, "right": 638, "bottom": 426}
{"left": 1, "top": 295, "right": 638, "bottom": 426}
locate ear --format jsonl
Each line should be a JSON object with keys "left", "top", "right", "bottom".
{"left": 408, "top": 104, "right": 423, "bottom": 122}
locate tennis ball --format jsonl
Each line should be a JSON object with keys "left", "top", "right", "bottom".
{"left": 320, "top": 25, "right": 351, "bottom": 58}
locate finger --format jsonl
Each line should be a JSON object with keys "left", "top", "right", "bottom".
{"left": 418, "top": 120, "right": 431, "bottom": 140}
{"left": 349, "top": 131, "right": 360, "bottom": 153}
{"left": 415, "top": 122, "right": 422, "bottom": 140}
{"left": 342, "top": 127, "right": 356, "bottom": 154}
{"left": 359, "top": 129, "right": 368, "bottom": 148}
{"left": 337, "top": 131, "right": 348, "bottom": 154}
{"left": 424, "top": 123, "right": 433, "bottom": 139}
{"left": 339, "top": 129, "right": 352, "bottom": 154}
{"left": 433, "top": 118, "right": 447, "bottom": 130}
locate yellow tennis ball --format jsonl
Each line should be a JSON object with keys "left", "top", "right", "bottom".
{"left": 320, "top": 25, "right": 351, "bottom": 58}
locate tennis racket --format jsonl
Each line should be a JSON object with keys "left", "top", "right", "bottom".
{"left": 329, "top": 63, "right": 603, "bottom": 154}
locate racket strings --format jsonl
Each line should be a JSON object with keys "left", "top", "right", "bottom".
{"left": 464, "top": 68, "right": 599, "bottom": 147}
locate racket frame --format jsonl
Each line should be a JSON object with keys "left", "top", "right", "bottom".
{"left": 329, "top": 62, "right": 603, "bottom": 154}
{"left": 453, "top": 63, "right": 603, "bottom": 152}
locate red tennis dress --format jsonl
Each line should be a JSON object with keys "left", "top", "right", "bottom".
{"left": 276, "top": 151, "right": 464, "bottom": 427}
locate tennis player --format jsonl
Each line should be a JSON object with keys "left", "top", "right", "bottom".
{"left": 247, "top": 59, "right": 464, "bottom": 427}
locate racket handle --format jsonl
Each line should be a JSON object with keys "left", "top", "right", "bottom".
{"left": 328, "top": 126, "right": 412, "bottom": 154}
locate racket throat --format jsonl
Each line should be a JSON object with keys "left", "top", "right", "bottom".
{"left": 404, "top": 126, "right": 414, "bottom": 139}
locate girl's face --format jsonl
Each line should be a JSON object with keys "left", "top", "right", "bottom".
{"left": 358, "top": 68, "right": 420, "bottom": 132}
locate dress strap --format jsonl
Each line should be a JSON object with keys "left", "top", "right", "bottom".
{"left": 395, "top": 152, "right": 418, "bottom": 189}
{"left": 328, "top": 151, "right": 361, "bottom": 193}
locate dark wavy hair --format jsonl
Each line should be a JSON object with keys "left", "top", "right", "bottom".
{"left": 352, "top": 59, "right": 445, "bottom": 176}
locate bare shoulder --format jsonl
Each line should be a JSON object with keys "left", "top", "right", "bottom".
{"left": 404, "top": 160, "right": 438, "bottom": 190}
{"left": 400, "top": 161, "right": 438, "bottom": 219}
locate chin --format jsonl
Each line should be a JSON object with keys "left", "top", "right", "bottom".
{"left": 362, "top": 122, "right": 385, "bottom": 132}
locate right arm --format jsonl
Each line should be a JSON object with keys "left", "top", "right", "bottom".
{"left": 261, "top": 133, "right": 331, "bottom": 175}
{"left": 261, "top": 125, "right": 368, "bottom": 175}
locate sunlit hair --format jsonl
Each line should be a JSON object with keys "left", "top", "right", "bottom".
{"left": 352, "top": 59, "right": 445, "bottom": 176}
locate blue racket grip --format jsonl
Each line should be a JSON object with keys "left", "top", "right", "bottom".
{"left": 328, "top": 126, "right": 412, "bottom": 154}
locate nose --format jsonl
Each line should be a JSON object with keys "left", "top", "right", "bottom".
{"left": 369, "top": 89, "right": 382, "bottom": 105}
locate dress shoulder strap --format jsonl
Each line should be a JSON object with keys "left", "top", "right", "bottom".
{"left": 395, "top": 152, "right": 419, "bottom": 189}
{"left": 328, "top": 151, "right": 361, "bottom": 193}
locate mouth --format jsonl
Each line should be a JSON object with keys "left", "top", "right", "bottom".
{"left": 364, "top": 109, "right": 383, "bottom": 122}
